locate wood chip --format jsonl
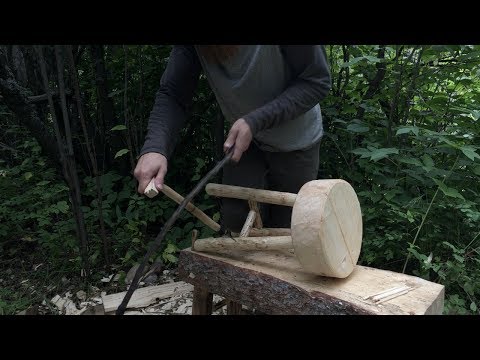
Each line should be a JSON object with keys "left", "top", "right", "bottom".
{"left": 364, "top": 285, "right": 412, "bottom": 303}
{"left": 102, "top": 281, "right": 194, "bottom": 313}
{"left": 76, "top": 290, "right": 86, "bottom": 301}
{"left": 101, "top": 274, "right": 114, "bottom": 283}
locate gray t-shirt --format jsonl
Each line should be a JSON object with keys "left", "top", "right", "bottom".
{"left": 141, "top": 45, "right": 331, "bottom": 158}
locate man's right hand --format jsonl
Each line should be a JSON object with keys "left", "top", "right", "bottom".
{"left": 134, "top": 152, "right": 168, "bottom": 194}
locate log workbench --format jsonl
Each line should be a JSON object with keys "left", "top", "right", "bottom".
{"left": 177, "top": 247, "right": 445, "bottom": 315}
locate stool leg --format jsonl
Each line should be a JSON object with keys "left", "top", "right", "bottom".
{"left": 226, "top": 299, "right": 243, "bottom": 315}
{"left": 192, "top": 286, "right": 213, "bottom": 315}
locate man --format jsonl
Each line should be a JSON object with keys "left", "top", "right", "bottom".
{"left": 134, "top": 45, "right": 331, "bottom": 232}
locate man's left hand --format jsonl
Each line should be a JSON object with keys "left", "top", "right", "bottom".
{"left": 224, "top": 118, "right": 252, "bottom": 162}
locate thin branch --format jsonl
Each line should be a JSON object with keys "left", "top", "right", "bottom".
{"left": 66, "top": 45, "right": 110, "bottom": 266}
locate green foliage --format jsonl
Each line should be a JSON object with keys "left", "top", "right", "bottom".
{"left": 0, "top": 287, "right": 32, "bottom": 315}
{"left": 0, "top": 137, "right": 217, "bottom": 274}
{"left": 0, "top": 138, "right": 75, "bottom": 261}
{"left": 321, "top": 45, "right": 480, "bottom": 314}
{"left": 114, "top": 149, "right": 129, "bottom": 159}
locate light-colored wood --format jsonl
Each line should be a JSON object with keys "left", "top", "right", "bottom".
{"left": 144, "top": 179, "right": 159, "bottom": 198}
{"left": 365, "top": 285, "right": 412, "bottom": 301}
{"left": 162, "top": 184, "right": 221, "bottom": 232}
{"left": 102, "top": 281, "right": 193, "bottom": 313}
{"left": 193, "top": 236, "right": 293, "bottom": 252}
{"left": 207, "top": 179, "right": 363, "bottom": 278}
{"left": 206, "top": 183, "right": 297, "bottom": 207}
{"left": 178, "top": 248, "right": 445, "bottom": 315}
{"left": 376, "top": 289, "right": 410, "bottom": 304}
{"left": 248, "top": 200, "right": 263, "bottom": 229}
{"left": 240, "top": 210, "right": 256, "bottom": 237}
{"left": 291, "top": 179, "right": 363, "bottom": 278}
{"left": 144, "top": 179, "right": 220, "bottom": 232}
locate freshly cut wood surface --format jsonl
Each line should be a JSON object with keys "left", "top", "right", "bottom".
{"left": 291, "top": 179, "right": 363, "bottom": 278}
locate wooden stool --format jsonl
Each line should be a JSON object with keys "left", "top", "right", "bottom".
{"left": 178, "top": 247, "right": 445, "bottom": 315}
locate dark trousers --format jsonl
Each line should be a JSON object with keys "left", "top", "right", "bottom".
{"left": 221, "top": 140, "right": 321, "bottom": 232}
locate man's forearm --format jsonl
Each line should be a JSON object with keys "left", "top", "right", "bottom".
{"left": 243, "top": 45, "right": 331, "bottom": 135}
{"left": 140, "top": 89, "right": 188, "bottom": 159}
{"left": 139, "top": 45, "right": 202, "bottom": 159}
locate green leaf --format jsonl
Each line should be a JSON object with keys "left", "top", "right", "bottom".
{"left": 471, "top": 302, "right": 478, "bottom": 313}
{"left": 450, "top": 106, "right": 480, "bottom": 120}
{"left": 363, "top": 55, "right": 382, "bottom": 63}
{"left": 24, "top": 172, "right": 33, "bottom": 180}
{"left": 432, "top": 178, "right": 465, "bottom": 200}
{"left": 396, "top": 126, "right": 419, "bottom": 136}
{"left": 406, "top": 210, "right": 415, "bottom": 223}
{"left": 165, "top": 243, "right": 177, "bottom": 254}
{"left": 37, "top": 180, "right": 50, "bottom": 186}
{"left": 341, "top": 57, "right": 363, "bottom": 68}
{"left": 438, "top": 136, "right": 460, "bottom": 149}
{"left": 473, "top": 166, "right": 480, "bottom": 176}
{"left": 460, "top": 146, "right": 480, "bottom": 161}
{"left": 351, "top": 148, "right": 371, "bottom": 158}
{"left": 341, "top": 56, "right": 381, "bottom": 68}
{"left": 347, "top": 123, "right": 370, "bottom": 133}
{"left": 384, "top": 189, "right": 399, "bottom": 201}
{"left": 116, "top": 205, "right": 122, "bottom": 220}
{"left": 398, "top": 157, "right": 422, "bottom": 167}
{"left": 443, "top": 241, "right": 457, "bottom": 251}
{"left": 114, "top": 149, "right": 130, "bottom": 159}
{"left": 56, "top": 201, "right": 69, "bottom": 214}
{"left": 369, "top": 148, "right": 399, "bottom": 162}
{"left": 195, "top": 158, "right": 205, "bottom": 169}
{"left": 111, "top": 125, "right": 127, "bottom": 131}
{"left": 164, "top": 253, "right": 178, "bottom": 263}
{"left": 421, "top": 154, "right": 434, "bottom": 170}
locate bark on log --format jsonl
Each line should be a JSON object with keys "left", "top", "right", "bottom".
{"left": 178, "top": 248, "right": 445, "bottom": 315}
